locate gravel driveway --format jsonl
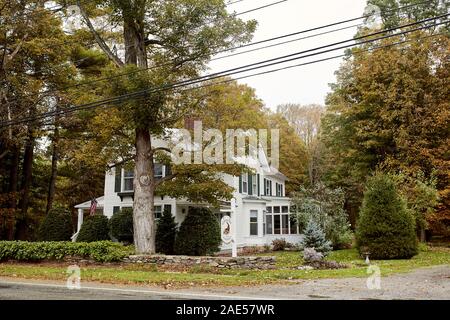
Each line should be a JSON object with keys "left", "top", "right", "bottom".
{"left": 180, "top": 265, "right": 450, "bottom": 300}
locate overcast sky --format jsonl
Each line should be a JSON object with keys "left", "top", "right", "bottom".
{"left": 209, "top": 0, "right": 368, "bottom": 110}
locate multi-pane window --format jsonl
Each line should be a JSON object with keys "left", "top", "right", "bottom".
{"left": 264, "top": 179, "right": 272, "bottom": 196}
{"left": 123, "top": 170, "right": 134, "bottom": 191}
{"left": 154, "top": 205, "right": 162, "bottom": 219}
{"left": 242, "top": 173, "right": 248, "bottom": 194}
{"left": 120, "top": 164, "right": 165, "bottom": 192}
{"left": 252, "top": 175, "right": 257, "bottom": 195}
{"left": 276, "top": 183, "right": 284, "bottom": 197}
{"left": 154, "top": 164, "right": 164, "bottom": 179}
{"left": 265, "top": 206, "right": 298, "bottom": 235}
{"left": 250, "top": 210, "right": 258, "bottom": 236}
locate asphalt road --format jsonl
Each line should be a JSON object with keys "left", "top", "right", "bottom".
{"left": 0, "top": 265, "right": 449, "bottom": 300}
{"left": 0, "top": 280, "right": 263, "bottom": 300}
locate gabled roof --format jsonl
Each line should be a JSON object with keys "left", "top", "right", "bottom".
{"left": 75, "top": 196, "right": 104, "bottom": 209}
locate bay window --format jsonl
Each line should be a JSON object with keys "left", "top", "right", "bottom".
{"left": 265, "top": 205, "right": 299, "bottom": 235}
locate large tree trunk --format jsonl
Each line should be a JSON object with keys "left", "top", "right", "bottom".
{"left": 124, "top": 15, "right": 155, "bottom": 254}
{"left": 82, "top": 4, "right": 155, "bottom": 253}
{"left": 133, "top": 128, "right": 156, "bottom": 254}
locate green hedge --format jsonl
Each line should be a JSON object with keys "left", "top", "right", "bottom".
{"left": 109, "top": 208, "right": 134, "bottom": 243}
{"left": 37, "top": 207, "right": 74, "bottom": 241}
{"left": 76, "top": 215, "right": 110, "bottom": 242}
{"left": 174, "top": 207, "right": 221, "bottom": 256}
{"left": 0, "top": 241, "right": 132, "bottom": 262}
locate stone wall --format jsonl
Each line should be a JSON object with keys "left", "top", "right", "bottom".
{"left": 123, "top": 255, "right": 276, "bottom": 270}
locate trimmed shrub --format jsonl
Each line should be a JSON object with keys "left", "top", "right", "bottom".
{"left": 299, "top": 220, "right": 332, "bottom": 255}
{"left": 109, "top": 208, "right": 134, "bottom": 244}
{"left": 76, "top": 215, "right": 110, "bottom": 243}
{"left": 293, "top": 183, "right": 353, "bottom": 249}
{"left": 174, "top": 207, "right": 221, "bottom": 256}
{"left": 37, "top": 207, "right": 73, "bottom": 241}
{"left": 272, "top": 238, "right": 288, "bottom": 251}
{"left": 0, "top": 241, "right": 131, "bottom": 262}
{"left": 156, "top": 208, "right": 177, "bottom": 255}
{"left": 356, "top": 173, "right": 418, "bottom": 259}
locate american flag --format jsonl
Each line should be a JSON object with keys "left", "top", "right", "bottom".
{"left": 89, "top": 198, "right": 98, "bottom": 216}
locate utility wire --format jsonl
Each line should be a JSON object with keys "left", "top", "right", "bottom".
{"left": 4, "top": 0, "right": 439, "bottom": 104}
{"left": 1, "top": 18, "right": 447, "bottom": 128}
{"left": 235, "top": 0, "right": 288, "bottom": 16}
{"left": 24, "top": 32, "right": 446, "bottom": 130}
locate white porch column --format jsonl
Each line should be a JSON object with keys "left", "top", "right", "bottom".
{"left": 77, "top": 209, "right": 84, "bottom": 232}
{"left": 231, "top": 198, "right": 238, "bottom": 257}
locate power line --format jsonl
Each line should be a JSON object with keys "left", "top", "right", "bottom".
{"left": 5, "top": 0, "right": 439, "bottom": 104}
{"left": 227, "top": 0, "right": 246, "bottom": 5}
{"left": 1, "top": 18, "right": 446, "bottom": 128}
{"left": 3, "top": 18, "right": 447, "bottom": 127}
{"left": 235, "top": 0, "right": 288, "bottom": 16}
{"left": 18, "top": 32, "right": 446, "bottom": 129}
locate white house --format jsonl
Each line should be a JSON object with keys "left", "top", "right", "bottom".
{"left": 74, "top": 137, "right": 301, "bottom": 249}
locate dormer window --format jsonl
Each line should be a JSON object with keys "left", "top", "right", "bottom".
{"left": 251, "top": 174, "right": 257, "bottom": 195}
{"left": 264, "top": 178, "right": 272, "bottom": 196}
{"left": 276, "top": 183, "right": 284, "bottom": 197}
{"left": 242, "top": 173, "right": 248, "bottom": 194}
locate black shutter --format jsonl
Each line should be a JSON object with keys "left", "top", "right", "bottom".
{"left": 257, "top": 174, "right": 260, "bottom": 196}
{"left": 165, "top": 165, "right": 172, "bottom": 177}
{"left": 114, "top": 166, "right": 121, "bottom": 193}
{"left": 248, "top": 174, "right": 253, "bottom": 196}
{"left": 164, "top": 204, "right": 172, "bottom": 214}
{"left": 239, "top": 175, "right": 242, "bottom": 193}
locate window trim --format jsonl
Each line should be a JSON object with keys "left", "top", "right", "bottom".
{"left": 249, "top": 210, "right": 258, "bottom": 236}
{"left": 154, "top": 205, "right": 163, "bottom": 219}
{"left": 265, "top": 206, "right": 297, "bottom": 235}
{"left": 122, "top": 169, "right": 134, "bottom": 192}
{"left": 242, "top": 173, "right": 248, "bottom": 194}
{"left": 251, "top": 174, "right": 257, "bottom": 195}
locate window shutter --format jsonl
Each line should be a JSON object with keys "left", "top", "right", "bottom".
{"left": 165, "top": 165, "right": 172, "bottom": 177}
{"left": 164, "top": 204, "right": 172, "bottom": 214}
{"left": 114, "top": 167, "right": 121, "bottom": 193}
{"left": 248, "top": 174, "right": 253, "bottom": 195}
{"left": 257, "top": 174, "right": 260, "bottom": 196}
{"left": 239, "top": 175, "right": 242, "bottom": 193}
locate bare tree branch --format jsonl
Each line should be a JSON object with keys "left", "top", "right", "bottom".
{"left": 77, "top": 1, "right": 124, "bottom": 68}
{"left": 155, "top": 173, "right": 177, "bottom": 187}
{"left": 0, "top": 150, "right": 8, "bottom": 160}
{"left": 108, "top": 156, "right": 135, "bottom": 169}
{"left": 150, "top": 147, "right": 172, "bottom": 156}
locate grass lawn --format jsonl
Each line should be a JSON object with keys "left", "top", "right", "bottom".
{"left": 0, "top": 246, "right": 449, "bottom": 288}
